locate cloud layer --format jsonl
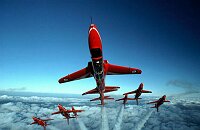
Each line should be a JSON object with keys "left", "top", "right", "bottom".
{"left": 0, "top": 94, "right": 200, "bottom": 130}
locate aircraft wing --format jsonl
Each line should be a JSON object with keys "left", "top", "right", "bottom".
{"left": 115, "top": 98, "right": 124, "bottom": 101}
{"left": 58, "top": 62, "right": 93, "bottom": 83}
{"left": 127, "top": 98, "right": 136, "bottom": 100}
{"left": 71, "top": 110, "right": 84, "bottom": 113}
{"left": 82, "top": 88, "right": 98, "bottom": 95}
{"left": 147, "top": 100, "right": 158, "bottom": 104}
{"left": 30, "top": 122, "right": 37, "bottom": 125}
{"left": 123, "top": 90, "right": 137, "bottom": 95}
{"left": 164, "top": 100, "right": 170, "bottom": 102}
{"left": 106, "top": 63, "right": 142, "bottom": 75}
{"left": 141, "top": 90, "right": 152, "bottom": 93}
{"left": 52, "top": 111, "right": 61, "bottom": 115}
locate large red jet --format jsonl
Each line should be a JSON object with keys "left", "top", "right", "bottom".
{"left": 123, "top": 83, "right": 152, "bottom": 105}
{"left": 30, "top": 116, "right": 53, "bottom": 130}
{"left": 51, "top": 104, "right": 83, "bottom": 124}
{"left": 115, "top": 94, "right": 136, "bottom": 106}
{"left": 147, "top": 95, "right": 170, "bottom": 112}
{"left": 58, "top": 24, "right": 142, "bottom": 105}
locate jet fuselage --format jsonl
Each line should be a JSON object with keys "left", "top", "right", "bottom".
{"left": 88, "top": 24, "right": 106, "bottom": 105}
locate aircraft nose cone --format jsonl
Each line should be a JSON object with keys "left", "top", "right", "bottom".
{"left": 137, "top": 69, "right": 142, "bottom": 74}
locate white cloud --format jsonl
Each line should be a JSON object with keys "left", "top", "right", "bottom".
{"left": 0, "top": 94, "right": 199, "bottom": 130}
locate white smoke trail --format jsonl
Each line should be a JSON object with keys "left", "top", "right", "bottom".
{"left": 135, "top": 110, "right": 153, "bottom": 130}
{"left": 48, "top": 125, "right": 61, "bottom": 130}
{"left": 113, "top": 105, "right": 124, "bottom": 130}
{"left": 101, "top": 107, "right": 109, "bottom": 130}
{"left": 78, "top": 119, "right": 88, "bottom": 130}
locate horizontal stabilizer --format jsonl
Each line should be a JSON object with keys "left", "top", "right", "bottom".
{"left": 90, "top": 96, "right": 114, "bottom": 102}
{"left": 104, "top": 96, "right": 114, "bottom": 100}
{"left": 127, "top": 98, "right": 136, "bottom": 100}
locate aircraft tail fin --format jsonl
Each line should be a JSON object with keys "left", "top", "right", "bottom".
{"left": 104, "top": 95, "right": 114, "bottom": 100}
{"left": 72, "top": 106, "right": 75, "bottom": 111}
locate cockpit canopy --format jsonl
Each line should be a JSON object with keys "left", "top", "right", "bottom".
{"left": 90, "top": 48, "right": 102, "bottom": 58}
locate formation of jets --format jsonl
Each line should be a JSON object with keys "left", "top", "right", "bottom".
{"left": 30, "top": 105, "right": 84, "bottom": 129}
{"left": 30, "top": 23, "right": 170, "bottom": 129}
{"left": 58, "top": 23, "right": 170, "bottom": 108}
{"left": 58, "top": 23, "right": 142, "bottom": 105}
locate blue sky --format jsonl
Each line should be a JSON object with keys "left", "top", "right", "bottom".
{"left": 1, "top": 0, "right": 200, "bottom": 96}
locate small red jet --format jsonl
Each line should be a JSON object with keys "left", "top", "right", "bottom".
{"left": 30, "top": 116, "right": 53, "bottom": 130}
{"left": 51, "top": 104, "right": 83, "bottom": 124}
{"left": 115, "top": 94, "right": 136, "bottom": 106}
{"left": 58, "top": 23, "right": 142, "bottom": 105}
{"left": 147, "top": 95, "right": 170, "bottom": 112}
{"left": 123, "top": 83, "right": 152, "bottom": 105}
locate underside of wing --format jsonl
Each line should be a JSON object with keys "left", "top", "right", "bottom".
{"left": 106, "top": 63, "right": 142, "bottom": 75}
{"left": 30, "top": 122, "right": 37, "bottom": 125}
{"left": 141, "top": 90, "right": 152, "bottom": 93}
{"left": 82, "top": 88, "right": 98, "bottom": 95}
{"left": 59, "top": 62, "right": 93, "bottom": 83}
{"left": 104, "top": 86, "right": 120, "bottom": 93}
{"left": 52, "top": 111, "right": 61, "bottom": 115}
{"left": 71, "top": 110, "right": 84, "bottom": 112}
{"left": 123, "top": 90, "right": 137, "bottom": 95}
{"left": 115, "top": 98, "right": 124, "bottom": 101}
{"left": 147, "top": 101, "right": 158, "bottom": 104}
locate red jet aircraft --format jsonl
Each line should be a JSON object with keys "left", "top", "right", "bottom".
{"left": 115, "top": 94, "right": 136, "bottom": 106}
{"left": 147, "top": 95, "right": 170, "bottom": 112}
{"left": 30, "top": 116, "right": 53, "bottom": 130}
{"left": 51, "top": 104, "right": 83, "bottom": 124}
{"left": 123, "top": 83, "right": 152, "bottom": 105}
{"left": 58, "top": 24, "right": 142, "bottom": 105}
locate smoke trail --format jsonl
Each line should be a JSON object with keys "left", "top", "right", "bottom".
{"left": 78, "top": 119, "right": 88, "bottom": 130}
{"left": 135, "top": 110, "right": 153, "bottom": 130}
{"left": 48, "top": 125, "right": 61, "bottom": 130}
{"left": 113, "top": 105, "right": 124, "bottom": 130}
{"left": 101, "top": 107, "right": 109, "bottom": 130}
